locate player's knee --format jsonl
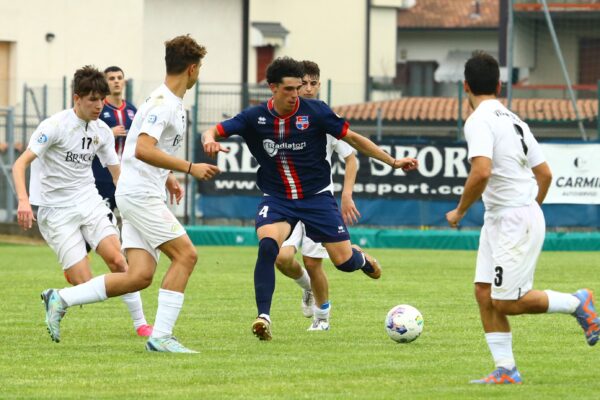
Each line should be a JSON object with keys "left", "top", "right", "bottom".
{"left": 131, "top": 270, "right": 154, "bottom": 290}
{"left": 304, "top": 257, "right": 322, "bottom": 271}
{"left": 258, "top": 237, "right": 279, "bottom": 262}
{"left": 173, "top": 245, "right": 198, "bottom": 270}
{"left": 474, "top": 283, "right": 491, "bottom": 305}
{"left": 334, "top": 248, "right": 363, "bottom": 272}
{"left": 105, "top": 252, "right": 127, "bottom": 273}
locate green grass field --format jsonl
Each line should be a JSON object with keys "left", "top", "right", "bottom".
{"left": 0, "top": 243, "right": 598, "bottom": 399}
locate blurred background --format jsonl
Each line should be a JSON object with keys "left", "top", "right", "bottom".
{"left": 1, "top": 0, "right": 599, "bottom": 242}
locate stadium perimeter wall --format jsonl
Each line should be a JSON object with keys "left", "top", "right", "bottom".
{"left": 185, "top": 226, "right": 600, "bottom": 252}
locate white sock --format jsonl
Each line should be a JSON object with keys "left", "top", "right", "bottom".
{"left": 58, "top": 275, "right": 107, "bottom": 307}
{"left": 485, "top": 332, "right": 515, "bottom": 370}
{"left": 313, "top": 302, "right": 331, "bottom": 320}
{"left": 294, "top": 268, "right": 312, "bottom": 291}
{"left": 151, "top": 289, "right": 184, "bottom": 339}
{"left": 121, "top": 291, "right": 148, "bottom": 329}
{"left": 258, "top": 313, "right": 271, "bottom": 323}
{"left": 545, "top": 290, "right": 580, "bottom": 313}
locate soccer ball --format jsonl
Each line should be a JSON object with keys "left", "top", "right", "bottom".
{"left": 385, "top": 304, "right": 424, "bottom": 343}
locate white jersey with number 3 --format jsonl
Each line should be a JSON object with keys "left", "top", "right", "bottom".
{"left": 116, "top": 84, "right": 185, "bottom": 200}
{"left": 464, "top": 99, "right": 545, "bottom": 212}
{"left": 27, "top": 109, "right": 118, "bottom": 207}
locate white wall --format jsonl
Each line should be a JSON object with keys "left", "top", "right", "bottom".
{"left": 0, "top": 0, "right": 243, "bottom": 110}
{"left": 370, "top": 6, "right": 397, "bottom": 82}
{"left": 249, "top": 0, "right": 368, "bottom": 106}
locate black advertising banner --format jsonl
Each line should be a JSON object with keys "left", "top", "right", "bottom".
{"left": 196, "top": 138, "right": 470, "bottom": 200}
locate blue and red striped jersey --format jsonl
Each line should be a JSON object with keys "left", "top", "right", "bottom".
{"left": 217, "top": 97, "right": 349, "bottom": 199}
{"left": 92, "top": 99, "right": 137, "bottom": 183}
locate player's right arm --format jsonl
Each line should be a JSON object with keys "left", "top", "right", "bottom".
{"left": 12, "top": 149, "right": 37, "bottom": 230}
{"left": 201, "top": 126, "right": 230, "bottom": 159}
{"left": 532, "top": 162, "right": 552, "bottom": 205}
{"left": 135, "top": 133, "right": 219, "bottom": 181}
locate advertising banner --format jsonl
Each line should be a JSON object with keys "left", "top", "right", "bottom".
{"left": 541, "top": 143, "right": 600, "bottom": 204}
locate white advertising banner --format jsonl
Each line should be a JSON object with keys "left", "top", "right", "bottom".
{"left": 541, "top": 143, "right": 600, "bottom": 204}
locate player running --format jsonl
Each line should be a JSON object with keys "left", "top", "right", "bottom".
{"left": 275, "top": 60, "right": 360, "bottom": 332}
{"left": 12, "top": 66, "right": 152, "bottom": 338}
{"left": 446, "top": 51, "right": 599, "bottom": 384}
{"left": 203, "top": 57, "right": 419, "bottom": 341}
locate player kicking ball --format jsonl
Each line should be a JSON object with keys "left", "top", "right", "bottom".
{"left": 203, "top": 57, "right": 419, "bottom": 341}
{"left": 447, "top": 51, "right": 599, "bottom": 384}
{"left": 12, "top": 66, "right": 152, "bottom": 338}
{"left": 274, "top": 60, "right": 360, "bottom": 332}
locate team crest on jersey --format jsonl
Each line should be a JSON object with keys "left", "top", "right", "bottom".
{"left": 127, "top": 109, "right": 135, "bottom": 119}
{"left": 296, "top": 116, "right": 309, "bottom": 130}
{"left": 147, "top": 115, "right": 158, "bottom": 124}
{"left": 37, "top": 133, "right": 48, "bottom": 144}
{"left": 93, "top": 135, "right": 99, "bottom": 145}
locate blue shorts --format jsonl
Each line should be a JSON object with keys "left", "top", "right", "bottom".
{"left": 94, "top": 181, "right": 116, "bottom": 211}
{"left": 255, "top": 192, "right": 350, "bottom": 244}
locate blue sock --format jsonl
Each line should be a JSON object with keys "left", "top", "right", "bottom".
{"left": 335, "top": 248, "right": 369, "bottom": 272}
{"left": 254, "top": 238, "right": 279, "bottom": 316}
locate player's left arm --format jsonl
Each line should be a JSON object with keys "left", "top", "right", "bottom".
{"left": 12, "top": 149, "right": 37, "bottom": 229}
{"left": 106, "top": 164, "right": 121, "bottom": 186}
{"left": 532, "top": 162, "right": 552, "bottom": 205}
{"left": 446, "top": 156, "right": 491, "bottom": 227}
{"left": 340, "top": 152, "right": 360, "bottom": 225}
{"left": 342, "top": 129, "right": 418, "bottom": 171}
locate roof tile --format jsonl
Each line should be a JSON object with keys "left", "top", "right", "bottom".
{"left": 398, "top": 0, "right": 499, "bottom": 29}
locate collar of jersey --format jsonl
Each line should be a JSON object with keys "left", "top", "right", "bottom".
{"left": 104, "top": 98, "right": 127, "bottom": 111}
{"left": 160, "top": 83, "right": 183, "bottom": 103}
{"left": 70, "top": 108, "right": 93, "bottom": 128}
{"left": 267, "top": 97, "right": 300, "bottom": 120}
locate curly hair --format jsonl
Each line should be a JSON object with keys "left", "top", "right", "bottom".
{"left": 165, "top": 35, "right": 207, "bottom": 74}
{"left": 266, "top": 57, "right": 304, "bottom": 84}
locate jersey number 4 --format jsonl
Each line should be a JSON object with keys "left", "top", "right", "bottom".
{"left": 258, "top": 206, "right": 269, "bottom": 218}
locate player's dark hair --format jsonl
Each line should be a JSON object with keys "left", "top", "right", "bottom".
{"left": 266, "top": 57, "right": 304, "bottom": 84}
{"left": 464, "top": 51, "right": 500, "bottom": 95}
{"left": 164, "top": 34, "right": 207, "bottom": 75}
{"left": 104, "top": 66, "right": 124, "bottom": 76}
{"left": 301, "top": 60, "right": 320, "bottom": 79}
{"left": 73, "top": 65, "right": 109, "bottom": 97}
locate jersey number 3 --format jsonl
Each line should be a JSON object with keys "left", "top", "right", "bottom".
{"left": 513, "top": 124, "right": 528, "bottom": 155}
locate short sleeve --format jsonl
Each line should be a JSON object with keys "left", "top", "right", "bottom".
{"left": 333, "top": 139, "right": 355, "bottom": 159}
{"left": 318, "top": 101, "right": 349, "bottom": 139}
{"left": 140, "top": 104, "right": 171, "bottom": 141}
{"left": 464, "top": 117, "right": 494, "bottom": 161}
{"left": 218, "top": 110, "right": 250, "bottom": 138}
{"left": 96, "top": 125, "right": 119, "bottom": 167}
{"left": 28, "top": 119, "right": 57, "bottom": 159}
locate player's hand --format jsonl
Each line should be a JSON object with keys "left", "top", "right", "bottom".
{"left": 190, "top": 163, "right": 220, "bottom": 181}
{"left": 17, "top": 200, "right": 36, "bottom": 230}
{"left": 112, "top": 125, "right": 127, "bottom": 137}
{"left": 341, "top": 194, "right": 360, "bottom": 226}
{"left": 445, "top": 208, "right": 464, "bottom": 228}
{"left": 166, "top": 174, "right": 185, "bottom": 205}
{"left": 392, "top": 157, "right": 419, "bottom": 171}
{"left": 203, "top": 142, "right": 230, "bottom": 159}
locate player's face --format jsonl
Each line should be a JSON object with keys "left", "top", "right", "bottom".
{"left": 74, "top": 92, "right": 105, "bottom": 122}
{"left": 270, "top": 77, "right": 302, "bottom": 114}
{"left": 299, "top": 74, "right": 320, "bottom": 99}
{"left": 105, "top": 71, "right": 125, "bottom": 97}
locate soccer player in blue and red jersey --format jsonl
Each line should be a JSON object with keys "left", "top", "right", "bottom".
{"left": 202, "top": 57, "right": 419, "bottom": 341}
{"left": 92, "top": 66, "right": 137, "bottom": 211}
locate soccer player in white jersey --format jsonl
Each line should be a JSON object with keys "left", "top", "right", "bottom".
{"left": 446, "top": 51, "right": 599, "bottom": 384}
{"left": 12, "top": 66, "right": 152, "bottom": 337}
{"left": 37, "top": 35, "right": 220, "bottom": 353}
{"left": 275, "top": 60, "right": 360, "bottom": 331}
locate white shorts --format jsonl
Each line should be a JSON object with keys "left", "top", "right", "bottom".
{"left": 116, "top": 194, "right": 186, "bottom": 262}
{"left": 475, "top": 202, "right": 545, "bottom": 300}
{"left": 37, "top": 194, "right": 118, "bottom": 270}
{"left": 282, "top": 222, "right": 329, "bottom": 259}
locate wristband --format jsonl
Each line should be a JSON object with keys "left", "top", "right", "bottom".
{"left": 187, "top": 162, "right": 192, "bottom": 174}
